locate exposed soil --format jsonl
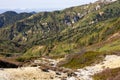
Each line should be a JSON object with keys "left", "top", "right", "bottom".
{"left": 0, "top": 58, "right": 21, "bottom": 68}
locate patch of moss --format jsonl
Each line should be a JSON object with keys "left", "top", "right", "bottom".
{"left": 61, "top": 51, "right": 105, "bottom": 69}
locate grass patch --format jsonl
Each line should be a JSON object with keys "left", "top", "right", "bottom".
{"left": 61, "top": 51, "right": 106, "bottom": 69}
{"left": 16, "top": 46, "right": 45, "bottom": 62}
{"left": 50, "top": 54, "right": 65, "bottom": 59}
{"left": 93, "top": 67, "right": 120, "bottom": 80}
{"left": 50, "top": 43, "right": 77, "bottom": 55}
{"left": 98, "top": 39, "right": 120, "bottom": 52}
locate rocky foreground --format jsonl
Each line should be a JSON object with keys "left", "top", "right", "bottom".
{"left": 0, "top": 67, "right": 60, "bottom": 80}
{"left": 0, "top": 55, "right": 120, "bottom": 80}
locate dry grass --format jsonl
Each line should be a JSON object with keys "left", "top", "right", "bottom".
{"left": 93, "top": 67, "right": 120, "bottom": 80}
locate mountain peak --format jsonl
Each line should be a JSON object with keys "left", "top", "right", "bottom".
{"left": 3, "top": 11, "right": 18, "bottom": 15}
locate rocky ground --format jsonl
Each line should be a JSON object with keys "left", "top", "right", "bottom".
{"left": 75, "top": 55, "right": 120, "bottom": 80}
{"left": 0, "top": 55, "right": 120, "bottom": 80}
{"left": 0, "top": 67, "right": 61, "bottom": 80}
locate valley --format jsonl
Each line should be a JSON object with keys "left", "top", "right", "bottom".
{"left": 0, "top": 0, "right": 120, "bottom": 80}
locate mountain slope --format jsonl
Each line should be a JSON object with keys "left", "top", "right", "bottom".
{"left": 0, "top": 11, "right": 33, "bottom": 28}
{"left": 0, "top": 0, "right": 120, "bottom": 61}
